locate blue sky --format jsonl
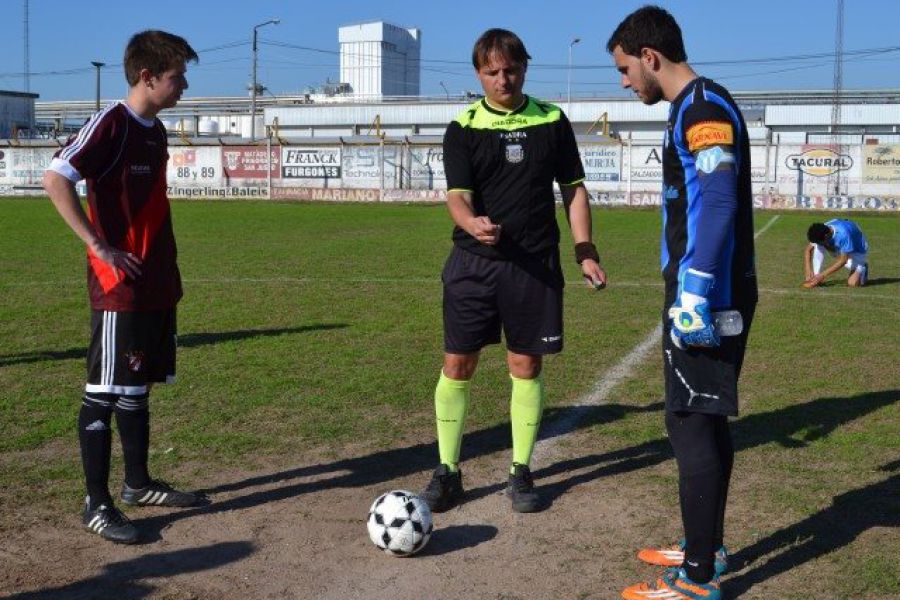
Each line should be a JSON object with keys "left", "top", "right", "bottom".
{"left": 2, "top": 0, "right": 898, "bottom": 101}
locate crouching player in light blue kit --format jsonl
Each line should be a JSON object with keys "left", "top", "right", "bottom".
{"left": 803, "top": 219, "right": 869, "bottom": 288}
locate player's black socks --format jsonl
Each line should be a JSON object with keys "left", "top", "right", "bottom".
{"left": 666, "top": 410, "right": 725, "bottom": 584}
{"left": 79, "top": 395, "right": 114, "bottom": 508}
{"left": 115, "top": 396, "right": 151, "bottom": 489}
{"left": 713, "top": 416, "right": 734, "bottom": 549}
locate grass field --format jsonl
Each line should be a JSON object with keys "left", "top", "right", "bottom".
{"left": 0, "top": 198, "right": 898, "bottom": 598}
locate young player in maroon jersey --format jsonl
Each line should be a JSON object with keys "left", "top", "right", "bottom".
{"left": 43, "top": 30, "right": 200, "bottom": 544}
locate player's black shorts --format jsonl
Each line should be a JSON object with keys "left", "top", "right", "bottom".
{"left": 442, "top": 245, "right": 564, "bottom": 355}
{"left": 85, "top": 309, "right": 177, "bottom": 397}
{"left": 662, "top": 305, "right": 755, "bottom": 416}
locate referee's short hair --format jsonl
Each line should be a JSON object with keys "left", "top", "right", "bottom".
{"left": 606, "top": 5, "right": 687, "bottom": 63}
{"left": 472, "top": 29, "right": 531, "bottom": 70}
{"left": 807, "top": 223, "right": 831, "bottom": 244}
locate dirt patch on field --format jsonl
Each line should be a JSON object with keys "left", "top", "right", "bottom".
{"left": 1, "top": 418, "right": 675, "bottom": 600}
{"left": 2, "top": 402, "right": 896, "bottom": 600}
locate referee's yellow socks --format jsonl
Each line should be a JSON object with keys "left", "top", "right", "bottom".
{"left": 435, "top": 371, "right": 470, "bottom": 473}
{"left": 510, "top": 374, "right": 544, "bottom": 470}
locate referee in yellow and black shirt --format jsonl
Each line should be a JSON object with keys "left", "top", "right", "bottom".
{"left": 421, "top": 28, "right": 607, "bottom": 514}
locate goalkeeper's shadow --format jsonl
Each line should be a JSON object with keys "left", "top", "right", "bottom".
{"left": 535, "top": 388, "right": 898, "bottom": 514}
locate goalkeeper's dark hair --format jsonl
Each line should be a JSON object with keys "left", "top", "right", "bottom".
{"left": 606, "top": 5, "right": 687, "bottom": 63}
{"left": 807, "top": 223, "right": 831, "bottom": 244}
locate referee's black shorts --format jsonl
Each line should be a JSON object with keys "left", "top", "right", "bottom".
{"left": 85, "top": 309, "right": 177, "bottom": 397}
{"left": 662, "top": 305, "right": 755, "bottom": 416}
{"left": 442, "top": 245, "right": 564, "bottom": 355}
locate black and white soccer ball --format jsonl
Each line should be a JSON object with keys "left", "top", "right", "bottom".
{"left": 366, "top": 490, "right": 433, "bottom": 556}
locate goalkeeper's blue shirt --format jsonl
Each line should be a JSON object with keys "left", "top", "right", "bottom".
{"left": 826, "top": 219, "right": 868, "bottom": 254}
{"left": 661, "top": 77, "right": 758, "bottom": 310}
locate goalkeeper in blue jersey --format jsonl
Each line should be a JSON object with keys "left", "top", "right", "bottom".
{"left": 803, "top": 219, "right": 869, "bottom": 288}
{"left": 607, "top": 6, "right": 757, "bottom": 599}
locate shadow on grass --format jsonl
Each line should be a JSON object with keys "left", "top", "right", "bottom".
{"left": 532, "top": 389, "right": 898, "bottom": 597}
{"left": 131, "top": 402, "right": 654, "bottom": 542}
{"left": 135, "top": 390, "right": 894, "bottom": 547}
{"left": 863, "top": 276, "right": 900, "bottom": 287}
{"left": 536, "top": 389, "right": 898, "bottom": 508}
{"left": 726, "top": 462, "right": 899, "bottom": 598}
{"left": 0, "top": 324, "right": 347, "bottom": 367}
{"left": 5, "top": 541, "right": 255, "bottom": 600}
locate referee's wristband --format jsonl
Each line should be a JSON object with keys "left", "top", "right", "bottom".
{"left": 575, "top": 241, "right": 600, "bottom": 265}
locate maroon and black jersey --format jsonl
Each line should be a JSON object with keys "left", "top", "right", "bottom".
{"left": 49, "top": 102, "right": 182, "bottom": 311}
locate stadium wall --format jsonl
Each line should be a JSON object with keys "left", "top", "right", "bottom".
{"left": 2, "top": 139, "right": 898, "bottom": 211}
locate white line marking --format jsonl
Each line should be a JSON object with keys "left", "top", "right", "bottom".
{"left": 533, "top": 215, "right": 781, "bottom": 462}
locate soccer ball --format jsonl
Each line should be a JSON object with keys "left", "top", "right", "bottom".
{"left": 366, "top": 490, "right": 433, "bottom": 556}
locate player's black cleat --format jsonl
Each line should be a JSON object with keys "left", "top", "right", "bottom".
{"left": 421, "top": 464, "right": 464, "bottom": 512}
{"left": 82, "top": 501, "right": 138, "bottom": 544}
{"left": 507, "top": 463, "right": 541, "bottom": 513}
{"left": 120, "top": 479, "right": 201, "bottom": 508}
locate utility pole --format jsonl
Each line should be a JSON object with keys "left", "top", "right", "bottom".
{"left": 91, "top": 61, "right": 105, "bottom": 112}
{"left": 828, "top": 0, "right": 845, "bottom": 196}
{"left": 567, "top": 37, "right": 581, "bottom": 116}
{"left": 251, "top": 18, "right": 280, "bottom": 141}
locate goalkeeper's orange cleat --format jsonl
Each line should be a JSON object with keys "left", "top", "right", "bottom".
{"left": 622, "top": 567, "right": 721, "bottom": 600}
{"left": 637, "top": 540, "right": 728, "bottom": 575}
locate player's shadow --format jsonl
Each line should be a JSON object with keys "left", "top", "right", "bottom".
{"left": 0, "top": 324, "right": 347, "bottom": 367}
{"left": 535, "top": 389, "right": 899, "bottom": 509}
{"left": 863, "top": 276, "right": 900, "bottom": 287}
{"left": 421, "top": 524, "right": 499, "bottom": 556}
{"left": 724, "top": 460, "right": 899, "bottom": 598}
{"left": 129, "top": 402, "right": 651, "bottom": 542}
{"left": 4, "top": 541, "right": 254, "bottom": 600}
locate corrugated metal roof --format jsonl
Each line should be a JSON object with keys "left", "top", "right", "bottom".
{"left": 765, "top": 104, "right": 900, "bottom": 126}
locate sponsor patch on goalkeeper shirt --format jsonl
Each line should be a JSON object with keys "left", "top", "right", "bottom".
{"left": 686, "top": 121, "right": 733, "bottom": 151}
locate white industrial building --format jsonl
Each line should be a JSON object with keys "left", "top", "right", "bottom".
{"left": 338, "top": 21, "right": 421, "bottom": 98}
{"left": 31, "top": 89, "right": 900, "bottom": 143}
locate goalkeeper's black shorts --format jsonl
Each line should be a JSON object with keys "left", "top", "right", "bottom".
{"left": 661, "top": 305, "right": 755, "bottom": 416}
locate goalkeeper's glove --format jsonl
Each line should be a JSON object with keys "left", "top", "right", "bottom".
{"left": 668, "top": 269, "right": 720, "bottom": 349}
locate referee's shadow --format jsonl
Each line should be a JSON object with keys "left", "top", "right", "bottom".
{"left": 130, "top": 402, "right": 646, "bottom": 542}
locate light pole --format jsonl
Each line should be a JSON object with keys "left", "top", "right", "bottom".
{"left": 91, "top": 61, "right": 105, "bottom": 112}
{"left": 439, "top": 81, "right": 450, "bottom": 100}
{"left": 567, "top": 38, "right": 580, "bottom": 116}
{"left": 251, "top": 18, "right": 280, "bottom": 141}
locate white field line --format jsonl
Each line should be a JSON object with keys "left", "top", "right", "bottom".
{"left": 2, "top": 275, "right": 895, "bottom": 301}
{"left": 532, "top": 215, "right": 782, "bottom": 462}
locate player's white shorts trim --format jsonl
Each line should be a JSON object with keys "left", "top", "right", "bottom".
{"left": 85, "top": 383, "right": 149, "bottom": 395}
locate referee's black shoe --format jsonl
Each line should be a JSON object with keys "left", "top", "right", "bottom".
{"left": 121, "top": 479, "right": 201, "bottom": 508}
{"left": 507, "top": 463, "right": 541, "bottom": 513}
{"left": 422, "top": 464, "right": 464, "bottom": 512}
{"left": 82, "top": 500, "right": 138, "bottom": 544}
